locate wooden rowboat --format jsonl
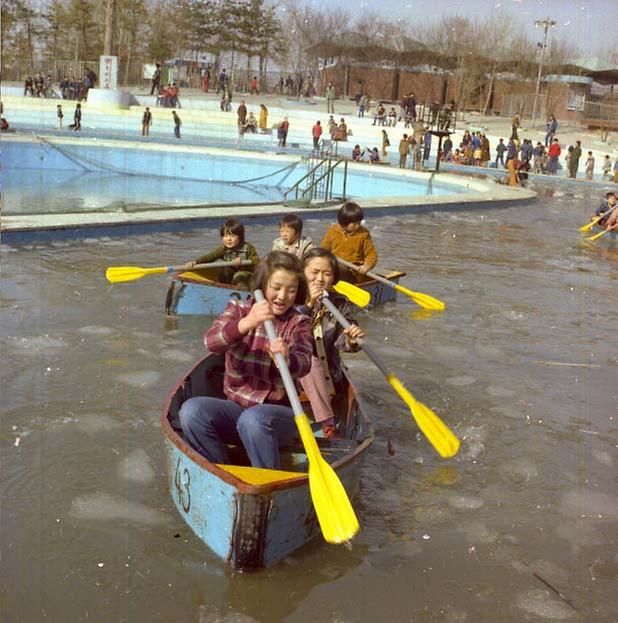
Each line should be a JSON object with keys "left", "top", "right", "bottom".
{"left": 165, "top": 269, "right": 407, "bottom": 316}
{"left": 161, "top": 353, "right": 374, "bottom": 572}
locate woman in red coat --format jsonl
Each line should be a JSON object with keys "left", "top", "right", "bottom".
{"left": 547, "top": 138, "right": 561, "bottom": 175}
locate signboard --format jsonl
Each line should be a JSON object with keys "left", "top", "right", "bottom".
{"left": 99, "top": 55, "right": 118, "bottom": 89}
{"left": 143, "top": 63, "right": 156, "bottom": 80}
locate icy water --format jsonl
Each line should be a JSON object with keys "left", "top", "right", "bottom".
{"left": 1, "top": 181, "right": 617, "bottom": 623}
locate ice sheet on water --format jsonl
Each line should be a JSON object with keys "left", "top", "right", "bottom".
{"left": 75, "top": 414, "right": 122, "bottom": 433}
{"left": 69, "top": 492, "right": 165, "bottom": 526}
{"left": 591, "top": 449, "right": 614, "bottom": 467}
{"left": 198, "top": 609, "right": 259, "bottom": 623}
{"left": 498, "top": 457, "right": 539, "bottom": 483}
{"left": 515, "top": 589, "right": 576, "bottom": 620}
{"left": 447, "top": 494, "right": 484, "bottom": 510}
{"left": 445, "top": 375, "right": 477, "bottom": 387}
{"left": 77, "top": 325, "right": 116, "bottom": 337}
{"left": 160, "top": 349, "right": 196, "bottom": 363}
{"left": 485, "top": 384, "right": 516, "bottom": 398}
{"left": 561, "top": 489, "right": 618, "bottom": 520}
{"left": 116, "top": 370, "right": 161, "bottom": 387}
{"left": 118, "top": 448, "right": 155, "bottom": 483}
{"left": 7, "top": 335, "right": 66, "bottom": 353}
{"left": 460, "top": 521, "right": 498, "bottom": 545}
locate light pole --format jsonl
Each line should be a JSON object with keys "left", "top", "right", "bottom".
{"left": 531, "top": 17, "right": 556, "bottom": 129}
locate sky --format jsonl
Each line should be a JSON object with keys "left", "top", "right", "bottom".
{"left": 318, "top": 0, "right": 617, "bottom": 57}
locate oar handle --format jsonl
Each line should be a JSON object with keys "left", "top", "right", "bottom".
{"left": 321, "top": 294, "right": 391, "bottom": 379}
{"left": 336, "top": 257, "right": 392, "bottom": 289}
{"left": 175, "top": 260, "right": 252, "bottom": 273}
{"left": 253, "top": 290, "right": 304, "bottom": 415}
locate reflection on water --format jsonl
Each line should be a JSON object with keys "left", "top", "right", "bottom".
{"left": 2, "top": 169, "right": 285, "bottom": 214}
{"left": 1, "top": 181, "right": 617, "bottom": 622}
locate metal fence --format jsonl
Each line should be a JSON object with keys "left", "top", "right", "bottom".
{"left": 582, "top": 100, "right": 618, "bottom": 125}
{"left": 499, "top": 92, "right": 542, "bottom": 119}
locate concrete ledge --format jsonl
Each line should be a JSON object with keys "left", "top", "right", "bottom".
{"left": 86, "top": 88, "right": 131, "bottom": 110}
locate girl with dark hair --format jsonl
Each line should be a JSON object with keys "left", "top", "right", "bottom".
{"left": 186, "top": 218, "right": 260, "bottom": 287}
{"left": 321, "top": 202, "right": 378, "bottom": 283}
{"left": 299, "top": 248, "right": 364, "bottom": 438}
{"left": 179, "top": 251, "right": 312, "bottom": 469}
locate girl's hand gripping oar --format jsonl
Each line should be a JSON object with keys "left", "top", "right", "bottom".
{"left": 336, "top": 257, "right": 445, "bottom": 311}
{"left": 106, "top": 260, "right": 251, "bottom": 284}
{"left": 587, "top": 224, "right": 617, "bottom": 242}
{"left": 254, "top": 290, "right": 359, "bottom": 544}
{"left": 579, "top": 205, "right": 617, "bottom": 233}
{"left": 321, "top": 292, "right": 459, "bottom": 458}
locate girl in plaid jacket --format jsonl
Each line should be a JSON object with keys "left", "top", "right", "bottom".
{"left": 180, "top": 252, "right": 312, "bottom": 469}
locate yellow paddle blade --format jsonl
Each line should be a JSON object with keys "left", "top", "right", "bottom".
{"left": 295, "top": 414, "right": 359, "bottom": 544}
{"left": 333, "top": 281, "right": 371, "bottom": 308}
{"left": 579, "top": 218, "right": 600, "bottom": 233}
{"left": 386, "top": 375, "right": 460, "bottom": 458}
{"left": 105, "top": 265, "right": 168, "bottom": 283}
{"left": 586, "top": 229, "right": 609, "bottom": 241}
{"left": 394, "top": 284, "right": 445, "bottom": 311}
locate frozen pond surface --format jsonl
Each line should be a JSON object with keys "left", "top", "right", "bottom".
{"left": 1, "top": 180, "right": 617, "bottom": 622}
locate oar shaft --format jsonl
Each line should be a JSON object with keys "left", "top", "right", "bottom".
{"left": 337, "top": 257, "right": 393, "bottom": 288}
{"left": 175, "top": 260, "right": 252, "bottom": 272}
{"left": 321, "top": 295, "right": 391, "bottom": 378}
{"left": 253, "top": 290, "right": 304, "bottom": 415}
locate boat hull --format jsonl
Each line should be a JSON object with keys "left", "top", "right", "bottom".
{"left": 162, "top": 354, "right": 373, "bottom": 571}
{"left": 358, "top": 270, "right": 405, "bottom": 306}
{"left": 165, "top": 271, "right": 249, "bottom": 316}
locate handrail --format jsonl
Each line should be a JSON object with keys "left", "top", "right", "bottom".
{"left": 283, "top": 157, "right": 329, "bottom": 198}
{"left": 299, "top": 158, "right": 345, "bottom": 201}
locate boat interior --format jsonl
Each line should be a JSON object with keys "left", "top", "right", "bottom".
{"left": 166, "top": 354, "right": 371, "bottom": 477}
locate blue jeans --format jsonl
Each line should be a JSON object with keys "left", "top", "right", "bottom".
{"left": 179, "top": 397, "right": 297, "bottom": 469}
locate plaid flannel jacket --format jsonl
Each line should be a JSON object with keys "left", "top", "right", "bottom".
{"left": 205, "top": 298, "right": 312, "bottom": 408}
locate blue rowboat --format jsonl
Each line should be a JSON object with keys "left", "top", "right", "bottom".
{"left": 165, "top": 269, "right": 407, "bottom": 315}
{"left": 165, "top": 271, "right": 250, "bottom": 316}
{"left": 590, "top": 224, "right": 617, "bottom": 247}
{"left": 358, "top": 270, "right": 406, "bottom": 306}
{"left": 161, "top": 353, "right": 374, "bottom": 572}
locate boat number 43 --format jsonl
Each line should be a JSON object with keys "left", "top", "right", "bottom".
{"left": 174, "top": 457, "right": 191, "bottom": 513}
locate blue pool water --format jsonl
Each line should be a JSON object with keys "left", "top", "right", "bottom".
{"left": 3, "top": 137, "right": 467, "bottom": 214}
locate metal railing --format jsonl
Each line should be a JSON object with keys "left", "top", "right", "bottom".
{"left": 582, "top": 100, "right": 618, "bottom": 124}
{"left": 284, "top": 153, "right": 348, "bottom": 204}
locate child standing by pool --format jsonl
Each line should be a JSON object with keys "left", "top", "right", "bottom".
{"left": 179, "top": 252, "right": 312, "bottom": 469}
{"left": 272, "top": 214, "right": 315, "bottom": 259}
{"left": 299, "top": 248, "right": 364, "bottom": 438}
{"left": 320, "top": 202, "right": 378, "bottom": 283}
{"left": 186, "top": 218, "right": 259, "bottom": 287}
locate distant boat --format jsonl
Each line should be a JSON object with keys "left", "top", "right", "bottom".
{"left": 161, "top": 353, "right": 373, "bottom": 572}
{"left": 165, "top": 269, "right": 407, "bottom": 316}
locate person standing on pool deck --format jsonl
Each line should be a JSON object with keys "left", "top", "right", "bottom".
{"left": 55, "top": 104, "right": 63, "bottom": 130}
{"left": 179, "top": 251, "right": 312, "bottom": 469}
{"left": 172, "top": 110, "right": 181, "bottom": 138}
{"left": 320, "top": 202, "right": 378, "bottom": 284}
{"left": 142, "top": 107, "right": 152, "bottom": 136}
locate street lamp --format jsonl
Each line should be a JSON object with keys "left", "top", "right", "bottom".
{"left": 531, "top": 17, "right": 557, "bottom": 129}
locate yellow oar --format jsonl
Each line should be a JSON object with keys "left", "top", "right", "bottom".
{"left": 105, "top": 260, "right": 251, "bottom": 284}
{"left": 255, "top": 290, "right": 359, "bottom": 544}
{"left": 579, "top": 206, "right": 616, "bottom": 233}
{"left": 322, "top": 293, "right": 459, "bottom": 458}
{"left": 333, "top": 280, "right": 371, "bottom": 308}
{"left": 587, "top": 225, "right": 617, "bottom": 242}
{"left": 336, "top": 257, "right": 445, "bottom": 311}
